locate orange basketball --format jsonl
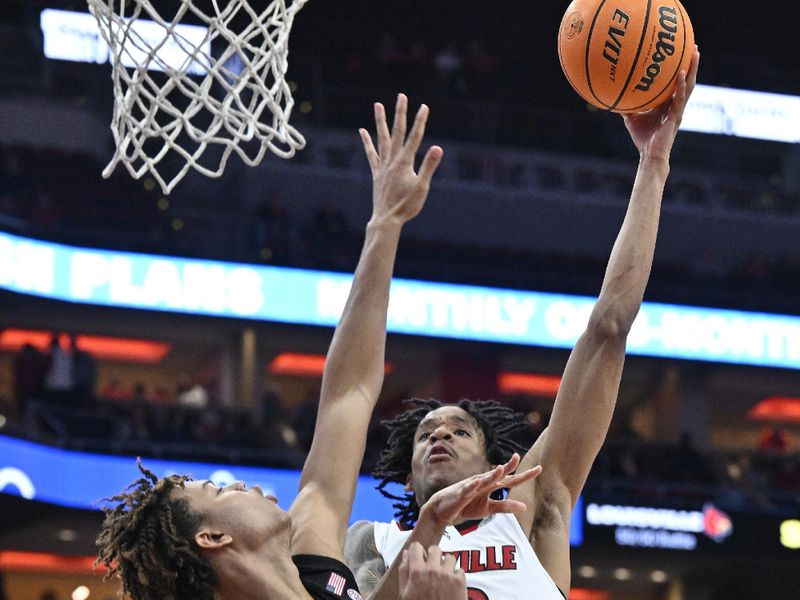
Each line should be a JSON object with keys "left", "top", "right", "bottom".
{"left": 558, "top": 0, "right": 694, "bottom": 113}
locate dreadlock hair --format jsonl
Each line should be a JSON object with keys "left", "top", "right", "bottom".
{"left": 373, "top": 398, "right": 530, "bottom": 529}
{"left": 96, "top": 459, "right": 216, "bottom": 600}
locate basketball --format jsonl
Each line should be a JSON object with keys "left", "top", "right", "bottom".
{"left": 558, "top": 0, "right": 694, "bottom": 113}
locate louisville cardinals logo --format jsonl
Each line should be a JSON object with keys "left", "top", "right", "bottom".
{"left": 702, "top": 503, "right": 733, "bottom": 542}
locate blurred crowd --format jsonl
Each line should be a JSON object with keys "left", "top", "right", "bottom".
{"left": 1, "top": 143, "right": 799, "bottom": 317}
{"left": 589, "top": 429, "right": 800, "bottom": 515}
{"left": 3, "top": 335, "right": 799, "bottom": 519}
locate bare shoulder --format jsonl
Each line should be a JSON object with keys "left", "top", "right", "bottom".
{"left": 344, "top": 521, "right": 386, "bottom": 599}
{"left": 345, "top": 520, "right": 379, "bottom": 564}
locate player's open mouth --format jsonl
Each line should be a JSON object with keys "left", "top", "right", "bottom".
{"left": 428, "top": 445, "right": 453, "bottom": 463}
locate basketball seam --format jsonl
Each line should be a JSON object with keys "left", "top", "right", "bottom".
{"left": 585, "top": 0, "right": 613, "bottom": 110}
{"left": 610, "top": 0, "right": 652, "bottom": 110}
{"left": 624, "top": 1, "right": 689, "bottom": 111}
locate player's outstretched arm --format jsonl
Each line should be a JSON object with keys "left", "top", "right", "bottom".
{"left": 367, "top": 455, "right": 541, "bottom": 600}
{"left": 290, "top": 94, "right": 443, "bottom": 559}
{"left": 511, "top": 49, "right": 700, "bottom": 591}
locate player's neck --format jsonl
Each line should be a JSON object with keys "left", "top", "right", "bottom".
{"left": 212, "top": 547, "right": 312, "bottom": 600}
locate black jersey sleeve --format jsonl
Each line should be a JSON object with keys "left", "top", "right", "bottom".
{"left": 292, "top": 554, "right": 363, "bottom": 600}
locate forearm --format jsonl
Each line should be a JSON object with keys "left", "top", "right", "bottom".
{"left": 535, "top": 157, "right": 670, "bottom": 492}
{"left": 321, "top": 217, "right": 403, "bottom": 407}
{"left": 370, "top": 507, "right": 447, "bottom": 600}
{"left": 592, "top": 156, "right": 670, "bottom": 334}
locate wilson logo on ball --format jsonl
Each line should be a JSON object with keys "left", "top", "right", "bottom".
{"left": 635, "top": 6, "right": 679, "bottom": 92}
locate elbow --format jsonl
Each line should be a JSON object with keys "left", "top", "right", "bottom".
{"left": 586, "top": 311, "right": 635, "bottom": 343}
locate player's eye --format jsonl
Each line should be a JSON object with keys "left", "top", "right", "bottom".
{"left": 419, "top": 432, "right": 431, "bottom": 441}
{"left": 455, "top": 429, "right": 469, "bottom": 436}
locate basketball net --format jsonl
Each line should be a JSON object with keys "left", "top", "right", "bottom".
{"left": 86, "top": 0, "right": 309, "bottom": 194}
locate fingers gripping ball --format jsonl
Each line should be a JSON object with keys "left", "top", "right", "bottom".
{"left": 558, "top": 0, "right": 694, "bottom": 113}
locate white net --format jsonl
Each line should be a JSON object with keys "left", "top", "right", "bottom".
{"left": 86, "top": 0, "right": 309, "bottom": 194}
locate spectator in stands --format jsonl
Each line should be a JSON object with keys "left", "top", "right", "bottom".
{"left": 154, "top": 385, "right": 173, "bottom": 403}
{"left": 758, "top": 425, "right": 790, "bottom": 454}
{"left": 177, "top": 379, "right": 210, "bottom": 409}
{"left": 668, "top": 431, "right": 713, "bottom": 483}
{"left": 100, "top": 377, "right": 131, "bottom": 402}
{"left": 191, "top": 409, "right": 223, "bottom": 445}
{"left": 42, "top": 333, "right": 75, "bottom": 404}
{"left": 722, "top": 453, "right": 773, "bottom": 511}
{"left": 163, "top": 406, "right": 193, "bottom": 444}
{"left": 131, "top": 382, "right": 148, "bottom": 404}
{"left": 12, "top": 342, "right": 46, "bottom": 409}
{"left": 117, "top": 403, "right": 151, "bottom": 443}
{"left": 71, "top": 334, "right": 96, "bottom": 406}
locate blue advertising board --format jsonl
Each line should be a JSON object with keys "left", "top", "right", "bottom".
{"left": 0, "top": 434, "right": 583, "bottom": 545}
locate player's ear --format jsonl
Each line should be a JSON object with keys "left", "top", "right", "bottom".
{"left": 195, "top": 528, "right": 233, "bottom": 550}
{"left": 404, "top": 472, "right": 414, "bottom": 493}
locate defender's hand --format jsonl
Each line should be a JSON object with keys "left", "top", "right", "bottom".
{"left": 399, "top": 543, "right": 467, "bottom": 600}
{"left": 360, "top": 93, "right": 443, "bottom": 226}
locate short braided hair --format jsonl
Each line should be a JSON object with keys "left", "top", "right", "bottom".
{"left": 96, "top": 460, "right": 215, "bottom": 600}
{"left": 373, "top": 398, "right": 529, "bottom": 529}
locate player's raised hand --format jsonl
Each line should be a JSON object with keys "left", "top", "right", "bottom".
{"left": 623, "top": 46, "right": 700, "bottom": 161}
{"left": 360, "top": 93, "right": 443, "bottom": 225}
{"left": 423, "top": 453, "right": 543, "bottom": 526}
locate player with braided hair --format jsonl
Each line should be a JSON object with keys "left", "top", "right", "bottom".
{"left": 345, "top": 51, "right": 701, "bottom": 600}
{"left": 374, "top": 398, "right": 529, "bottom": 529}
{"left": 96, "top": 464, "right": 216, "bottom": 599}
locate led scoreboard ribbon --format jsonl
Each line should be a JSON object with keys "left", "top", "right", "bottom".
{"left": 1, "top": 231, "right": 797, "bottom": 369}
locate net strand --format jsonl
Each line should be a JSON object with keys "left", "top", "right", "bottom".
{"left": 87, "top": 0, "right": 308, "bottom": 194}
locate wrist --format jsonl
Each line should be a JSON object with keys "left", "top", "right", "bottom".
{"left": 418, "top": 502, "right": 450, "bottom": 531}
{"left": 367, "top": 214, "right": 405, "bottom": 233}
{"left": 638, "top": 155, "right": 671, "bottom": 177}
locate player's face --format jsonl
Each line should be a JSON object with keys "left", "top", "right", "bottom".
{"left": 407, "top": 406, "right": 492, "bottom": 506}
{"left": 179, "top": 480, "right": 291, "bottom": 553}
